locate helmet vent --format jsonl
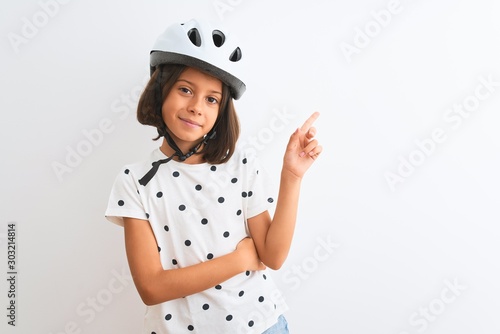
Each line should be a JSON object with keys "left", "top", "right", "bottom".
{"left": 187, "top": 28, "right": 202, "bottom": 47}
{"left": 229, "top": 47, "right": 242, "bottom": 62}
{"left": 212, "top": 30, "right": 225, "bottom": 47}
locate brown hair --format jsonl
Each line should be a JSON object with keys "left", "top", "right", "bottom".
{"left": 137, "top": 64, "right": 240, "bottom": 164}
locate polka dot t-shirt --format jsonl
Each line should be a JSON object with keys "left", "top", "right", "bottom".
{"left": 105, "top": 148, "right": 288, "bottom": 333}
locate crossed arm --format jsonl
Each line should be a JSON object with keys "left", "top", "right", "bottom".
{"left": 123, "top": 112, "right": 322, "bottom": 305}
{"left": 123, "top": 218, "right": 264, "bottom": 305}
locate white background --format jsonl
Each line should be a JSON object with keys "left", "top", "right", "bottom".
{"left": 1, "top": 0, "right": 499, "bottom": 333}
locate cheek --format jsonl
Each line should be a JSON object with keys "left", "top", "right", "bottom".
{"left": 161, "top": 101, "right": 175, "bottom": 121}
{"left": 209, "top": 110, "right": 221, "bottom": 126}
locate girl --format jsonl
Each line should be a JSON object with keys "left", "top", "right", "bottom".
{"left": 105, "top": 19, "right": 321, "bottom": 333}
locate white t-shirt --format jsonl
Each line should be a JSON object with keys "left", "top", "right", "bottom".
{"left": 105, "top": 147, "right": 288, "bottom": 333}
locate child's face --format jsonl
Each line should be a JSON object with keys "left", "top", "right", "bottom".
{"left": 161, "top": 67, "right": 222, "bottom": 150}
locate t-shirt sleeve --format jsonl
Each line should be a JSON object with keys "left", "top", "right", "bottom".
{"left": 105, "top": 167, "right": 148, "bottom": 227}
{"left": 244, "top": 154, "right": 277, "bottom": 219}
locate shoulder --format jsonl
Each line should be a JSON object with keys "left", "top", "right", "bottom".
{"left": 227, "top": 146, "right": 264, "bottom": 167}
{"left": 123, "top": 148, "right": 164, "bottom": 173}
{"left": 216, "top": 147, "right": 257, "bottom": 172}
{"left": 111, "top": 149, "right": 163, "bottom": 185}
{"left": 214, "top": 148, "right": 270, "bottom": 184}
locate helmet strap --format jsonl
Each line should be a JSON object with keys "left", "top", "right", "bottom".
{"left": 163, "top": 129, "right": 216, "bottom": 162}
{"left": 138, "top": 130, "right": 216, "bottom": 186}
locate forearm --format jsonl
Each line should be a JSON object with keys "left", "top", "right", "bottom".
{"left": 125, "top": 217, "right": 264, "bottom": 306}
{"left": 261, "top": 170, "right": 302, "bottom": 269}
{"left": 139, "top": 251, "right": 244, "bottom": 305}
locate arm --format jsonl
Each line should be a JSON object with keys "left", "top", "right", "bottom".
{"left": 248, "top": 112, "right": 322, "bottom": 270}
{"left": 124, "top": 217, "right": 265, "bottom": 306}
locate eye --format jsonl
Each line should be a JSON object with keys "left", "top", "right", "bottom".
{"left": 179, "top": 87, "right": 192, "bottom": 94}
{"left": 207, "top": 96, "right": 219, "bottom": 105}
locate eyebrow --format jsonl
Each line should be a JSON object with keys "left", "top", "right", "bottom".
{"left": 177, "top": 79, "right": 222, "bottom": 96}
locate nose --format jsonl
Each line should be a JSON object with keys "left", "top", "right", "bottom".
{"left": 188, "top": 95, "right": 203, "bottom": 115}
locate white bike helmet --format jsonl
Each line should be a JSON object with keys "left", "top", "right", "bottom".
{"left": 150, "top": 19, "right": 246, "bottom": 100}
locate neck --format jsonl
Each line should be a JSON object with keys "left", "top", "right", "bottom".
{"left": 160, "top": 138, "right": 205, "bottom": 164}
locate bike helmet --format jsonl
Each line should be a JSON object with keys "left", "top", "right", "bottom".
{"left": 150, "top": 18, "right": 246, "bottom": 100}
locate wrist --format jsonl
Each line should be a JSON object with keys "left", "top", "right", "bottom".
{"left": 231, "top": 248, "right": 247, "bottom": 273}
{"left": 281, "top": 168, "right": 303, "bottom": 184}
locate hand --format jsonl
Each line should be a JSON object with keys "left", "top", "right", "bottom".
{"left": 235, "top": 238, "right": 266, "bottom": 272}
{"left": 283, "top": 112, "right": 322, "bottom": 179}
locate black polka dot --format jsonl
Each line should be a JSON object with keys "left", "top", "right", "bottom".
{"left": 172, "top": 171, "right": 180, "bottom": 177}
{"left": 179, "top": 204, "right": 186, "bottom": 211}
{"left": 157, "top": 246, "right": 161, "bottom": 252}
{"left": 172, "top": 259, "right": 177, "bottom": 265}
{"left": 248, "top": 191, "right": 253, "bottom": 197}
{"left": 188, "top": 325, "right": 194, "bottom": 331}
{"left": 223, "top": 231, "right": 230, "bottom": 238}
{"left": 165, "top": 314, "right": 172, "bottom": 321}
{"left": 202, "top": 303, "right": 209, "bottom": 310}
{"left": 248, "top": 320, "right": 254, "bottom": 327}
{"left": 151, "top": 332, "right": 156, "bottom": 334}
{"left": 242, "top": 192, "right": 247, "bottom": 198}
{"left": 267, "top": 197, "right": 274, "bottom": 203}
{"left": 245, "top": 271, "right": 250, "bottom": 276}
{"left": 124, "top": 169, "right": 129, "bottom": 174}
{"left": 226, "top": 315, "right": 233, "bottom": 321}
{"left": 195, "top": 184, "right": 202, "bottom": 191}
{"left": 201, "top": 218, "right": 208, "bottom": 225}
{"left": 207, "top": 253, "right": 214, "bottom": 260}
{"left": 263, "top": 274, "right": 267, "bottom": 280}
{"left": 236, "top": 209, "right": 242, "bottom": 216}
{"left": 210, "top": 166, "right": 217, "bottom": 171}
{"left": 118, "top": 200, "right": 124, "bottom": 206}
{"left": 231, "top": 178, "right": 238, "bottom": 183}
{"left": 185, "top": 240, "right": 191, "bottom": 246}
{"left": 146, "top": 213, "right": 150, "bottom": 218}
{"left": 215, "top": 285, "right": 222, "bottom": 290}
{"left": 242, "top": 158, "right": 247, "bottom": 164}
{"left": 156, "top": 192, "right": 163, "bottom": 198}
{"left": 218, "top": 197, "right": 225, "bottom": 203}
{"left": 164, "top": 225, "right": 169, "bottom": 232}
{"left": 258, "top": 296, "right": 264, "bottom": 302}
{"left": 238, "top": 290, "right": 244, "bottom": 297}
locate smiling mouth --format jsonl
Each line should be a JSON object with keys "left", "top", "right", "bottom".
{"left": 179, "top": 117, "right": 201, "bottom": 127}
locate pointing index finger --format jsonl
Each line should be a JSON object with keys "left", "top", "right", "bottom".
{"left": 300, "top": 112, "right": 320, "bottom": 132}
